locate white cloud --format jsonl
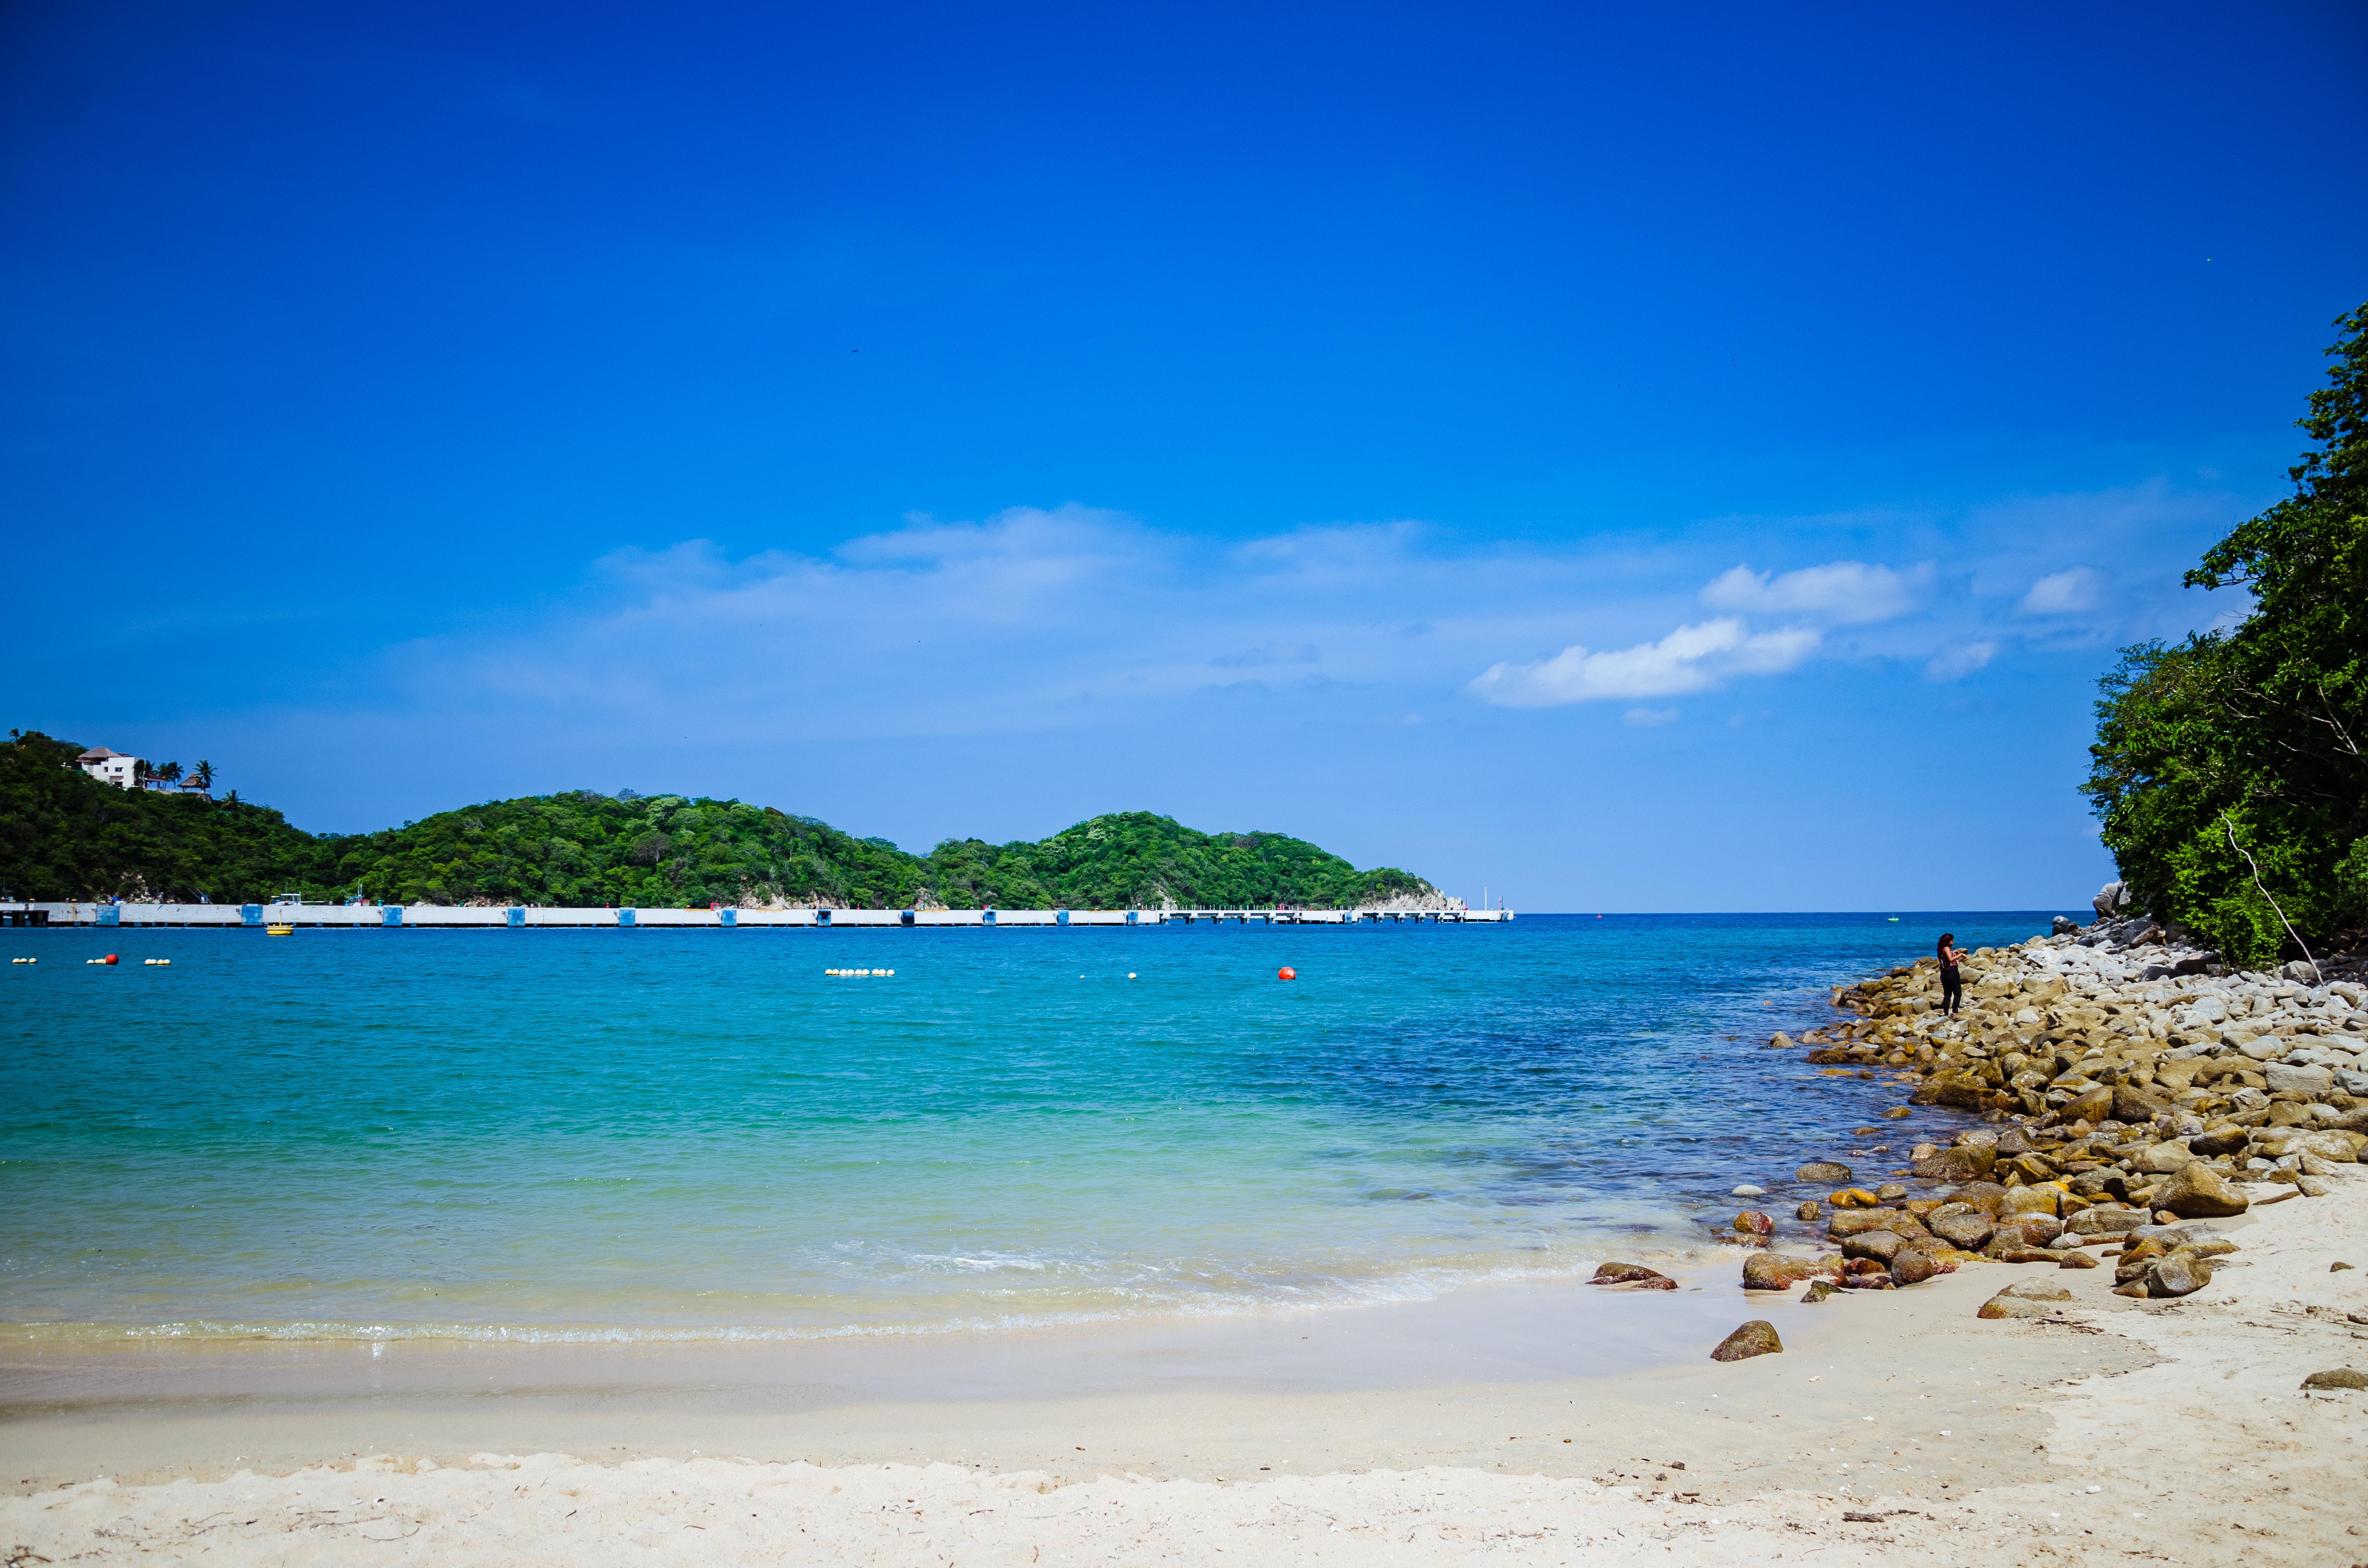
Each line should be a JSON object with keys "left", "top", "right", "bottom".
{"left": 1701, "top": 560, "right": 1931, "bottom": 624}
{"left": 1622, "top": 707, "right": 1679, "bottom": 727}
{"left": 1469, "top": 619, "right": 1820, "bottom": 708}
{"left": 2019, "top": 567, "right": 2102, "bottom": 615}
{"left": 1924, "top": 639, "right": 1999, "bottom": 682}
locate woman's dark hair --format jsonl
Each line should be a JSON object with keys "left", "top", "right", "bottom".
{"left": 1938, "top": 932, "right": 1955, "bottom": 956}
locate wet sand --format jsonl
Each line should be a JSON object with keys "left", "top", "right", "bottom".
{"left": 5, "top": 1176, "right": 2361, "bottom": 1563}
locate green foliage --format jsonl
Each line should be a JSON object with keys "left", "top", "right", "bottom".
{"left": 0, "top": 731, "right": 324, "bottom": 902}
{"left": 0, "top": 734, "right": 1436, "bottom": 910}
{"left": 2084, "top": 303, "right": 2368, "bottom": 966}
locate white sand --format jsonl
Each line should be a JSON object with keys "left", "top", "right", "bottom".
{"left": 5, "top": 1176, "right": 2364, "bottom": 1565}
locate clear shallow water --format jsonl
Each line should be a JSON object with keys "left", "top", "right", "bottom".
{"left": 0, "top": 912, "right": 2069, "bottom": 1343}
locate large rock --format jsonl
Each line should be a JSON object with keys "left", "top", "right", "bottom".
{"left": 2067, "top": 1206, "right": 2146, "bottom": 1237}
{"left": 1796, "top": 1161, "right": 1852, "bottom": 1183}
{"left": 2113, "top": 1084, "right": 2172, "bottom": 1123}
{"left": 1949, "top": 1181, "right": 2010, "bottom": 1214}
{"left": 1912, "top": 1145, "right": 1995, "bottom": 1181}
{"left": 2152, "top": 1161, "right": 2250, "bottom": 1219}
{"left": 1711, "top": 1320, "right": 1783, "bottom": 1361}
{"left": 1741, "top": 1253, "right": 1838, "bottom": 1291}
{"left": 1590, "top": 1262, "right": 1677, "bottom": 1290}
{"left": 2266, "top": 1063, "right": 2335, "bottom": 1096}
{"left": 1734, "top": 1209, "right": 1775, "bottom": 1238}
{"left": 2255, "top": 1129, "right": 2363, "bottom": 1163}
{"left": 2146, "top": 1250, "right": 2215, "bottom": 1298}
{"left": 2000, "top": 1185, "right": 2061, "bottom": 1217}
{"left": 1927, "top": 1206, "right": 1996, "bottom": 1249}
{"left": 2064, "top": 1085, "right": 2115, "bottom": 1124}
{"left": 1828, "top": 1209, "right": 1930, "bottom": 1240}
{"left": 2190, "top": 1123, "right": 2250, "bottom": 1157}
{"left": 1841, "top": 1230, "right": 1907, "bottom": 1264}
{"left": 2094, "top": 881, "right": 2129, "bottom": 919}
{"left": 1889, "top": 1249, "right": 1940, "bottom": 1286}
{"left": 2133, "top": 1140, "right": 2194, "bottom": 1175}
{"left": 1978, "top": 1286, "right": 2067, "bottom": 1319}
{"left": 2302, "top": 1369, "right": 2368, "bottom": 1390}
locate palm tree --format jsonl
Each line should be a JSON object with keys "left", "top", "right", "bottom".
{"left": 157, "top": 761, "right": 183, "bottom": 785}
{"left": 191, "top": 760, "right": 215, "bottom": 790}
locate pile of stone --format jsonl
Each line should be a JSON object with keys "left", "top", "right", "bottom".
{"left": 1740, "top": 882, "right": 2366, "bottom": 1312}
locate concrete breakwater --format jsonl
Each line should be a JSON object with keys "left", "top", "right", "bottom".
{"left": 1, "top": 901, "right": 1514, "bottom": 929}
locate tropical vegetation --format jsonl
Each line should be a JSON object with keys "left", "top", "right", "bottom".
{"left": 2084, "top": 303, "right": 2368, "bottom": 967}
{"left": 0, "top": 733, "right": 1435, "bottom": 910}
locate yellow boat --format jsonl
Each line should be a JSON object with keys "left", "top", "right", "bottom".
{"left": 266, "top": 923, "right": 295, "bottom": 936}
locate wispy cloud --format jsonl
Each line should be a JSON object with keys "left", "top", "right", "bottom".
{"left": 1622, "top": 707, "right": 1680, "bottom": 727}
{"left": 1701, "top": 560, "right": 1931, "bottom": 624}
{"left": 1469, "top": 619, "right": 1820, "bottom": 707}
{"left": 2019, "top": 566, "right": 2102, "bottom": 615}
{"left": 1925, "top": 638, "right": 1999, "bottom": 681}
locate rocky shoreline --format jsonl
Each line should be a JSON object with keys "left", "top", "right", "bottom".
{"left": 1601, "top": 888, "right": 2368, "bottom": 1340}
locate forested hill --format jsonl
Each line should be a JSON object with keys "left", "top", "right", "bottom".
{"left": 0, "top": 732, "right": 1439, "bottom": 910}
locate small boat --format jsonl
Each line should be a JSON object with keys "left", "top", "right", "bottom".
{"left": 266, "top": 923, "right": 295, "bottom": 936}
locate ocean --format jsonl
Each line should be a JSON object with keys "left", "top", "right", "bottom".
{"left": 0, "top": 911, "right": 2071, "bottom": 1346}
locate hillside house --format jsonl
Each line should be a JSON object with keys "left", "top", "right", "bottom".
{"left": 76, "top": 748, "right": 141, "bottom": 789}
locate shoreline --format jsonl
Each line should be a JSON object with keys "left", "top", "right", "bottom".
{"left": 5, "top": 911, "right": 2362, "bottom": 1563}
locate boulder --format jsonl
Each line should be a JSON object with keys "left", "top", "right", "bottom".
{"left": 1828, "top": 1187, "right": 1882, "bottom": 1207}
{"left": 1997, "top": 1213, "right": 2064, "bottom": 1246}
{"left": 1841, "top": 1230, "right": 1907, "bottom": 1264}
{"left": 2266, "top": 1063, "right": 2335, "bottom": 1097}
{"left": 2112, "top": 1084, "right": 2172, "bottom": 1123}
{"left": 1711, "top": 1320, "right": 1784, "bottom": 1361}
{"left": 1741, "top": 1253, "right": 1839, "bottom": 1291}
{"left": 1801, "top": 1279, "right": 1837, "bottom": 1303}
{"left": 2133, "top": 1140, "right": 2194, "bottom": 1175}
{"left": 2065, "top": 1086, "right": 2115, "bottom": 1124}
{"left": 2067, "top": 1206, "right": 2146, "bottom": 1237}
{"left": 1734, "top": 1210, "right": 1775, "bottom": 1237}
{"left": 2001, "top": 1185, "right": 2061, "bottom": 1217}
{"left": 2301, "top": 1369, "right": 2368, "bottom": 1390}
{"left": 2255, "top": 1129, "right": 2364, "bottom": 1163}
{"left": 2052, "top": 915, "right": 2080, "bottom": 935}
{"left": 2147, "top": 1250, "right": 2214, "bottom": 1298}
{"left": 2152, "top": 1162, "right": 2250, "bottom": 1219}
{"left": 1590, "top": 1262, "right": 1678, "bottom": 1290}
{"left": 2189, "top": 1123, "right": 2250, "bottom": 1157}
{"left": 1949, "top": 1181, "right": 2010, "bottom": 1215}
{"left": 2094, "top": 881, "right": 2129, "bottom": 919}
{"left": 1796, "top": 1200, "right": 1823, "bottom": 1221}
{"left": 1912, "top": 1145, "right": 1996, "bottom": 1181}
{"left": 1796, "top": 1161, "right": 1852, "bottom": 1183}
{"left": 1926, "top": 1206, "right": 1996, "bottom": 1249}
{"left": 1978, "top": 1287, "right": 2065, "bottom": 1319}
{"left": 1889, "top": 1249, "right": 1940, "bottom": 1286}
{"left": 2058, "top": 1248, "right": 2100, "bottom": 1269}
{"left": 1828, "top": 1209, "right": 1930, "bottom": 1240}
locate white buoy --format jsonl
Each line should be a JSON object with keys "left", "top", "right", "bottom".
{"left": 1128, "top": 972, "right": 1137, "bottom": 979}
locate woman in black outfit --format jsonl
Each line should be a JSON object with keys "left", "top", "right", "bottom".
{"left": 1937, "top": 931, "right": 1967, "bottom": 1016}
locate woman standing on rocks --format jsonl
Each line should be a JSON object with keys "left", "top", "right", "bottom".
{"left": 1937, "top": 932, "right": 1966, "bottom": 1016}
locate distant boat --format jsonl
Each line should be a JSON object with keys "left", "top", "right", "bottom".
{"left": 1887, "top": 917, "right": 1899, "bottom": 922}
{"left": 266, "top": 923, "right": 295, "bottom": 936}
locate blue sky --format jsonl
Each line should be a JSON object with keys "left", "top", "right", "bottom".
{"left": 5, "top": 1, "right": 2364, "bottom": 909}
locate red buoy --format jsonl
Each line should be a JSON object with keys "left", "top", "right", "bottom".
{"left": 102, "top": 954, "right": 119, "bottom": 965}
{"left": 1277, "top": 966, "right": 1296, "bottom": 980}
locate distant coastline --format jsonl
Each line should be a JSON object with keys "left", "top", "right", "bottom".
{"left": 1, "top": 729, "right": 1439, "bottom": 911}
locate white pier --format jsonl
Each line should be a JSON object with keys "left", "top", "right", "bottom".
{"left": 3, "top": 901, "right": 1513, "bottom": 930}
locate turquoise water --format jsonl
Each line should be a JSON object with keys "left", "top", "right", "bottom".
{"left": 0, "top": 912, "right": 2067, "bottom": 1343}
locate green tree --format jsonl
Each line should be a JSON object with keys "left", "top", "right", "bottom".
{"left": 2084, "top": 302, "right": 2368, "bottom": 967}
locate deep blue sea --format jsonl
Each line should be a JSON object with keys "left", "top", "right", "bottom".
{"left": 0, "top": 911, "right": 2072, "bottom": 1344}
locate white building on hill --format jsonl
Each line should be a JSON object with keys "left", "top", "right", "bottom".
{"left": 77, "top": 748, "right": 141, "bottom": 788}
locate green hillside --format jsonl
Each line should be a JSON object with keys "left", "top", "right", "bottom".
{"left": 0, "top": 730, "right": 1437, "bottom": 910}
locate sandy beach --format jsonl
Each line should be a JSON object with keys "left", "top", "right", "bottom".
{"left": 5, "top": 1168, "right": 2361, "bottom": 1565}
